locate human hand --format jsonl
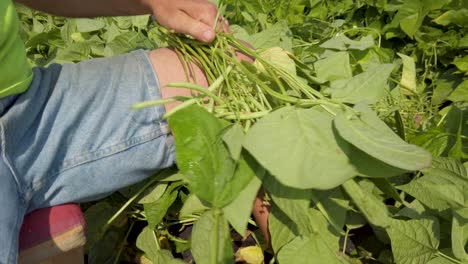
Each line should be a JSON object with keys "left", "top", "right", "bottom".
{"left": 148, "top": 0, "right": 229, "bottom": 43}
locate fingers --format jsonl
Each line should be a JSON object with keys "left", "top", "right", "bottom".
{"left": 217, "top": 16, "right": 231, "bottom": 34}
{"left": 180, "top": 0, "right": 218, "bottom": 29}
{"left": 168, "top": 10, "right": 216, "bottom": 42}
{"left": 152, "top": 0, "right": 230, "bottom": 43}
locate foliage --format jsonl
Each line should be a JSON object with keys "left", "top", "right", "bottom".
{"left": 16, "top": 0, "right": 468, "bottom": 263}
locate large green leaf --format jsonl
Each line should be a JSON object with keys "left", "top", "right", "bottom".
{"left": 388, "top": 218, "right": 440, "bottom": 264}
{"left": 433, "top": 9, "right": 468, "bottom": 27}
{"left": 319, "top": 35, "right": 375, "bottom": 51}
{"left": 179, "top": 194, "right": 209, "bottom": 220}
{"left": 341, "top": 140, "right": 409, "bottom": 178}
{"left": 421, "top": 168, "right": 468, "bottom": 208}
{"left": 168, "top": 105, "right": 254, "bottom": 207}
{"left": 398, "top": 53, "right": 417, "bottom": 94}
{"left": 452, "top": 208, "right": 468, "bottom": 260}
{"left": 269, "top": 205, "right": 298, "bottom": 254}
{"left": 244, "top": 106, "right": 357, "bottom": 189}
{"left": 223, "top": 168, "right": 263, "bottom": 235}
{"left": 342, "top": 179, "right": 391, "bottom": 228}
{"left": 398, "top": 158, "right": 468, "bottom": 220}
{"left": 448, "top": 80, "right": 468, "bottom": 103}
{"left": 444, "top": 103, "right": 468, "bottom": 157}
{"left": 432, "top": 157, "right": 468, "bottom": 178}
{"left": 191, "top": 210, "right": 234, "bottom": 264}
{"left": 314, "top": 51, "right": 353, "bottom": 82}
{"left": 328, "top": 64, "right": 394, "bottom": 104}
{"left": 397, "top": 179, "right": 452, "bottom": 219}
{"left": 335, "top": 104, "right": 432, "bottom": 171}
{"left": 74, "top": 18, "right": 106, "bottom": 32}
{"left": 144, "top": 182, "right": 180, "bottom": 229}
{"left": 222, "top": 123, "right": 244, "bottom": 161}
{"left": 263, "top": 175, "right": 313, "bottom": 226}
{"left": 277, "top": 235, "right": 348, "bottom": 264}
{"left": 311, "top": 188, "right": 349, "bottom": 233}
{"left": 136, "top": 183, "right": 168, "bottom": 204}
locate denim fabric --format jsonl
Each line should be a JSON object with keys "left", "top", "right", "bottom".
{"left": 0, "top": 50, "right": 175, "bottom": 263}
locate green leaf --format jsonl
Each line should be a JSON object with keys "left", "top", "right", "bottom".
{"left": 342, "top": 140, "right": 409, "bottom": 178}
{"left": 248, "top": 21, "right": 293, "bottom": 51}
{"left": 400, "top": 13, "right": 421, "bottom": 38}
{"left": 144, "top": 183, "right": 179, "bottom": 229}
{"left": 433, "top": 9, "right": 468, "bottom": 27}
{"left": 269, "top": 205, "right": 298, "bottom": 253}
{"left": 256, "top": 47, "right": 296, "bottom": 76}
{"left": 135, "top": 227, "right": 159, "bottom": 261}
{"left": 74, "top": 18, "right": 105, "bottom": 32}
{"left": 278, "top": 208, "right": 347, "bottom": 263}
{"left": 397, "top": 180, "right": 452, "bottom": 219}
{"left": 433, "top": 157, "right": 468, "bottom": 177}
{"left": 334, "top": 104, "right": 432, "bottom": 171}
{"left": 314, "top": 51, "right": 353, "bottom": 82}
{"left": 311, "top": 188, "right": 349, "bottom": 233}
{"left": 169, "top": 105, "right": 253, "bottom": 207}
{"left": 452, "top": 208, "right": 468, "bottom": 260}
{"left": 448, "top": 118, "right": 468, "bottom": 160}
{"left": 328, "top": 64, "right": 395, "bottom": 104}
{"left": 179, "top": 194, "right": 209, "bottom": 220}
{"left": 55, "top": 42, "right": 91, "bottom": 62}
{"left": 387, "top": 218, "right": 440, "bottom": 264}
{"left": 320, "top": 35, "right": 375, "bottom": 51}
{"left": 419, "top": 168, "right": 468, "bottom": 208}
{"left": 390, "top": 0, "right": 429, "bottom": 38}
{"left": 398, "top": 159, "right": 468, "bottom": 221}
{"left": 277, "top": 235, "right": 348, "bottom": 264}
{"left": 136, "top": 227, "right": 186, "bottom": 264}
{"left": 265, "top": 175, "right": 313, "bottom": 234}
{"left": 244, "top": 106, "right": 357, "bottom": 189}
{"left": 104, "top": 31, "right": 153, "bottom": 56}
{"left": 222, "top": 123, "right": 244, "bottom": 161}
{"left": 223, "top": 166, "right": 263, "bottom": 235}
{"left": 411, "top": 127, "right": 449, "bottom": 157}
{"left": 396, "top": 200, "right": 434, "bottom": 220}
{"left": 370, "top": 178, "right": 403, "bottom": 203}
{"left": 445, "top": 103, "right": 468, "bottom": 157}
{"left": 191, "top": 210, "right": 234, "bottom": 264}
{"left": 432, "top": 71, "right": 463, "bottom": 105}
{"left": 398, "top": 53, "right": 417, "bottom": 94}
{"left": 453, "top": 56, "right": 468, "bottom": 73}
{"left": 448, "top": 80, "right": 468, "bottom": 102}
{"left": 84, "top": 201, "right": 120, "bottom": 251}
{"left": 427, "top": 256, "right": 456, "bottom": 264}
{"left": 342, "top": 179, "right": 391, "bottom": 228}
{"left": 131, "top": 15, "right": 150, "bottom": 29}
{"left": 137, "top": 183, "right": 168, "bottom": 204}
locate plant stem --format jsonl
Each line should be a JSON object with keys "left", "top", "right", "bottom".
{"left": 165, "top": 82, "right": 226, "bottom": 105}
{"left": 212, "top": 209, "right": 221, "bottom": 264}
{"left": 113, "top": 221, "right": 135, "bottom": 264}
{"left": 436, "top": 251, "right": 462, "bottom": 264}
{"left": 102, "top": 171, "right": 165, "bottom": 233}
{"left": 342, "top": 227, "right": 350, "bottom": 254}
{"left": 132, "top": 97, "right": 182, "bottom": 110}
{"left": 216, "top": 110, "right": 270, "bottom": 120}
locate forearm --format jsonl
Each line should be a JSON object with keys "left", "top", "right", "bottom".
{"left": 15, "top": 0, "right": 153, "bottom": 17}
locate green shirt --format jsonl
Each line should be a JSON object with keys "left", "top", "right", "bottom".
{"left": 0, "top": 0, "right": 33, "bottom": 98}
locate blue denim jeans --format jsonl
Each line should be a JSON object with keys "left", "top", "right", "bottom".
{"left": 0, "top": 50, "right": 175, "bottom": 263}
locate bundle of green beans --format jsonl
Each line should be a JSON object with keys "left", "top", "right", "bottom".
{"left": 133, "top": 27, "right": 342, "bottom": 130}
